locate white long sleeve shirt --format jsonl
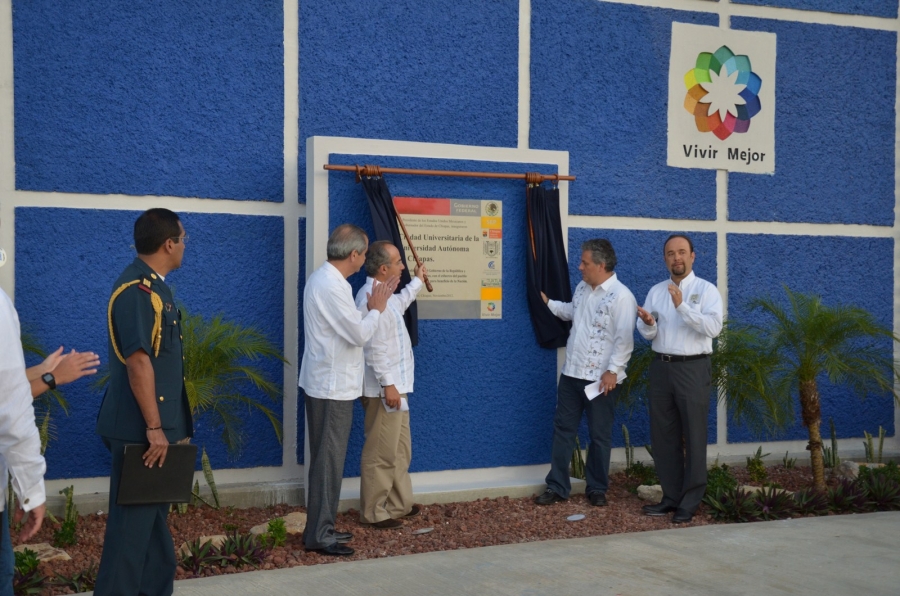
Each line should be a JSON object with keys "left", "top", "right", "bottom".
{"left": 298, "top": 262, "right": 381, "bottom": 401}
{"left": 636, "top": 271, "right": 723, "bottom": 355}
{"left": 355, "top": 276, "right": 423, "bottom": 397}
{"left": 548, "top": 273, "right": 637, "bottom": 383}
{"left": 0, "top": 287, "right": 46, "bottom": 513}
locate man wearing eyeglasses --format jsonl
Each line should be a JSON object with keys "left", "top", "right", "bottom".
{"left": 95, "top": 208, "right": 193, "bottom": 596}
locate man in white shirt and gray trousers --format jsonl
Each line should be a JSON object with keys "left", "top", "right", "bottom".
{"left": 535, "top": 239, "right": 637, "bottom": 507}
{"left": 299, "top": 224, "right": 397, "bottom": 557}
{"left": 355, "top": 241, "right": 426, "bottom": 529}
{"left": 637, "top": 234, "right": 723, "bottom": 524}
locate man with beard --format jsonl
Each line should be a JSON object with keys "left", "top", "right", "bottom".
{"left": 636, "top": 234, "right": 722, "bottom": 524}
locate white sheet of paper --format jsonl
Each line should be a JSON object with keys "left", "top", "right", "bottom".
{"left": 584, "top": 381, "right": 603, "bottom": 401}
{"left": 382, "top": 397, "right": 410, "bottom": 413}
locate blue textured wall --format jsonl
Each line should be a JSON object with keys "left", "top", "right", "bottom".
{"left": 729, "top": 18, "right": 896, "bottom": 225}
{"left": 298, "top": 0, "right": 518, "bottom": 202}
{"left": 568, "top": 229, "right": 720, "bottom": 449}
{"left": 322, "top": 155, "right": 560, "bottom": 476}
{"left": 731, "top": 0, "right": 897, "bottom": 19}
{"left": 530, "top": 0, "right": 718, "bottom": 219}
{"left": 727, "top": 234, "right": 895, "bottom": 442}
{"left": 13, "top": 0, "right": 283, "bottom": 201}
{"left": 15, "top": 208, "right": 285, "bottom": 478}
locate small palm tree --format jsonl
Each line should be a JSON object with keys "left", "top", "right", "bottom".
{"left": 747, "top": 288, "right": 900, "bottom": 490}
{"left": 182, "top": 311, "right": 286, "bottom": 457}
{"left": 620, "top": 322, "right": 789, "bottom": 438}
{"left": 97, "top": 311, "right": 286, "bottom": 459}
{"left": 20, "top": 331, "right": 69, "bottom": 454}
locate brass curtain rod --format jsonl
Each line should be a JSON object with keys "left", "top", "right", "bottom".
{"left": 323, "top": 164, "right": 575, "bottom": 184}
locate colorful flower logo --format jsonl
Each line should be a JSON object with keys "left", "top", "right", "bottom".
{"left": 684, "top": 45, "right": 761, "bottom": 140}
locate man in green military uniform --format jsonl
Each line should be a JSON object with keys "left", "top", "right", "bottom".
{"left": 95, "top": 208, "right": 193, "bottom": 596}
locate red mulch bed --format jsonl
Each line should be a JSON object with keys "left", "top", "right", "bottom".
{"left": 11, "top": 465, "right": 835, "bottom": 594}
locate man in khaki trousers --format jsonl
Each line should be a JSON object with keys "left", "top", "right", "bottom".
{"left": 354, "top": 241, "right": 426, "bottom": 529}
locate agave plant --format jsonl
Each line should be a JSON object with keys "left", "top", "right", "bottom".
{"left": 703, "top": 487, "right": 761, "bottom": 523}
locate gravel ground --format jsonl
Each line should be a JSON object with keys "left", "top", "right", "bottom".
{"left": 12, "top": 465, "right": 830, "bottom": 594}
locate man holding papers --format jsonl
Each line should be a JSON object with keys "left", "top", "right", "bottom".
{"left": 535, "top": 239, "right": 636, "bottom": 507}
{"left": 354, "top": 241, "right": 426, "bottom": 529}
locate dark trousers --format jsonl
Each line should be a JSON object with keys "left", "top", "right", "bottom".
{"left": 545, "top": 374, "right": 617, "bottom": 498}
{"left": 648, "top": 357, "right": 712, "bottom": 514}
{"left": 0, "top": 508, "right": 12, "bottom": 596}
{"left": 303, "top": 395, "right": 355, "bottom": 549}
{"left": 94, "top": 438, "right": 177, "bottom": 596}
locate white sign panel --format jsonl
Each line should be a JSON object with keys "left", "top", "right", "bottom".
{"left": 667, "top": 23, "right": 776, "bottom": 173}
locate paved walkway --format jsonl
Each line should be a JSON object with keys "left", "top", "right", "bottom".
{"left": 98, "top": 511, "right": 900, "bottom": 595}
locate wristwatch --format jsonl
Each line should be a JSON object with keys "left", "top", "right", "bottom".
{"left": 41, "top": 372, "right": 56, "bottom": 390}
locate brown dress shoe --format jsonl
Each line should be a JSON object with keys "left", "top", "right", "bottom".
{"left": 371, "top": 518, "right": 403, "bottom": 529}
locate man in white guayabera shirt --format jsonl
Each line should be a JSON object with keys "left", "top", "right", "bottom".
{"left": 0, "top": 287, "right": 47, "bottom": 596}
{"left": 354, "top": 241, "right": 426, "bottom": 530}
{"left": 534, "top": 239, "right": 637, "bottom": 508}
{"left": 298, "top": 224, "right": 398, "bottom": 557}
{"left": 637, "top": 234, "right": 723, "bottom": 525}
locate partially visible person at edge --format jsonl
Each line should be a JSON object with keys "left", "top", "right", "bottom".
{"left": 636, "top": 234, "right": 723, "bottom": 524}
{"left": 354, "top": 241, "right": 426, "bottom": 530}
{"left": 0, "top": 219, "right": 98, "bottom": 596}
{"left": 534, "top": 239, "right": 637, "bottom": 508}
{"left": 298, "top": 224, "right": 398, "bottom": 557}
{"left": 94, "top": 208, "right": 193, "bottom": 596}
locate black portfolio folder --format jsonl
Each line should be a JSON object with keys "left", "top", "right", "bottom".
{"left": 117, "top": 444, "right": 198, "bottom": 505}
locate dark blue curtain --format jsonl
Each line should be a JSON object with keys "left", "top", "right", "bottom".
{"left": 525, "top": 184, "right": 571, "bottom": 349}
{"left": 360, "top": 176, "right": 419, "bottom": 346}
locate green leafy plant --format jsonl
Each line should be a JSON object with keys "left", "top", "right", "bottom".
{"left": 179, "top": 537, "right": 226, "bottom": 575}
{"left": 265, "top": 518, "right": 288, "bottom": 548}
{"left": 782, "top": 451, "right": 796, "bottom": 469}
{"left": 625, "top": 461, "right": 658, "bottom": 487}
{"left": 20, "top": 331, "right": 70, "bottom": 456}
{"left": 706, "top": 461, "right": 738, "bottom": 496}
{"left": 863, "top": 426, "right": 887, "bottom": 464}
{"left": 570, "top": 435, "right": 586, "bottom": 481}
{"left": 13, "top": 548, "right": 45, "bottom": 595}
{"left": 219, "top": 532, "right": 267, "bottom": 568}
{"left": 96, "top": 311, "right": 286, "bottom": 459}
{"left": 622, "top": 424, "right": 634, "bottom": 469}
{"left": 746, "top": 446, "right": 770, "bottom": 484}
{"left": 859, "top": 474, "right": 900, "bottom": 511}
{"left": 50, "top": 563, "right": 97, "bottom": 593}
{"left": 754, "top": 485, "right": 795, "bottom": 521}
{"left": 703, "top": 487, "right": 761, "bottom": 523}
{"left": 52, "top": 486, "right": 77, "bottom": 547}
{"left": 793, "top": 487, "right": 830, "bottom": 516}
{"left": 858, "top": 461, "right": 900, "bottom": 486}
{"left": 828, "top": 479, "right": 870, "bottom": 513}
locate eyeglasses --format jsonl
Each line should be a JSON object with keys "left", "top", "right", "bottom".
{"left": 170, "top": 235, "right": 189, "bottom": 244}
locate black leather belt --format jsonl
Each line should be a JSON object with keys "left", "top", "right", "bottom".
{"left": 655, "top": 353, "right": 709, "bottom": 362}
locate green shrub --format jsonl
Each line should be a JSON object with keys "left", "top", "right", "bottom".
{"left": 13, "top": 548, "right": 44, "bottom": 595}
{"left": 265, "top": 518, "right": 288, "bottom": 548}
{"left": 793, "top": 487, "right": 830, "bottom": 516}
{"left": 706, "top": 462, "right": 738, "bottom": 496}
{"left": 52, "top": 486, "right": 77, "bottom": 548}
{"left": 703, "top": 487, "right": 760, "bottom": 523}
{"left": 746, "top": 447, "right": 769, "bottom": 484}
{"left": 625, "top": 461, "right": 658, "bottom": 487}
{"left": 754, "top": 486, "right": 795, "bottom": 521}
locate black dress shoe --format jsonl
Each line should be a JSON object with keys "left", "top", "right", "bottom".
{"left": 534, "top": 489, "right": 566, "bottom": 505}
{"left": 588, "top": 492, "right": 608, "bottom": 507}
{"left": 672, "top": 509, "right": 693, "bottom": 524}
{"left": 311, "top": 543, "right": 354, "bottom": 556}
{"left": 642, "top": 502, "right": 677, "bottom": 516}
{"left": 402, "top": 505, "right": 421, "bottom": 518}
{"left": 334, "top": 531, "right": 353, "bottom": 543}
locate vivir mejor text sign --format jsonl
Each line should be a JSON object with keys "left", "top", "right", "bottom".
{"left": 667, "top": 23, "right": 776, "bottom": 174}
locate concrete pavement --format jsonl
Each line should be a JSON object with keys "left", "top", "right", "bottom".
{"left": 149, "top": 511, "right": 900, "bottom": 596}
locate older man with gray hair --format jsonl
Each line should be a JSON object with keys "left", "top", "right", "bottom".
{"left": 299, "top": 224, "right": 398, "bottom": 556}
{"left": 535, "top": 239, "right": 637, "bottom": 507}
{"left": 355, "top": 241, "right": 426, "bottom": 530}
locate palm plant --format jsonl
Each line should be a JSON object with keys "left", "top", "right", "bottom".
{"left": 20, "top": 330, "right": 69, "bottom": 454}
{"left": 97, "top": 311, "right": 286, "bottom": 459}
{"left": 619, "top": 321, "right": 788, "bottom": 438}
{"left": 745, "top": 288, "right": 900, "bottom": 491}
